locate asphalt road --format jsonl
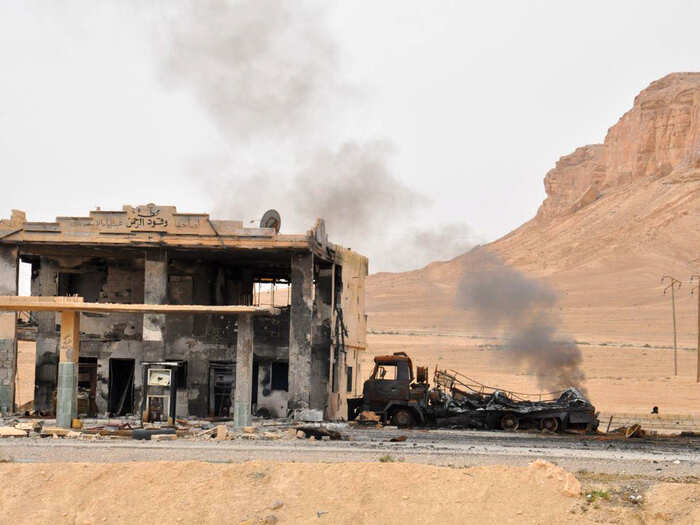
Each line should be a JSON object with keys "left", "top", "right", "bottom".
{"left": 1, "top": 427, "right": 698, "bottom": 479}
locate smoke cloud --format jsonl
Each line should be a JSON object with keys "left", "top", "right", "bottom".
{"left": 457, "top": 250, "right": 586, "bottom": 394}
{"left": 382, "top": 222, "right": 479, "bottom": 272}
{"left": 159, "top": 0, "right": 338, "bottom": 143}
{"left": 157, "top": 0, "right": 475, "bottom": 272}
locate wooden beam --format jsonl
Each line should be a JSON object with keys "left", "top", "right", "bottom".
{"left": 0, "top": 297, "right": 279, "bottom": 316}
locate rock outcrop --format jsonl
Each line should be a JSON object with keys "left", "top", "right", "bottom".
{"left": 537, "top": 72, "right": 700, "bottom": 220}
{"left": 367, "top": 72, "right": 700, "bottom": 345}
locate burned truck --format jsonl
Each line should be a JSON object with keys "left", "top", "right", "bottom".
{"left": 348, "top": 352, "right": 598, "bottom": 432}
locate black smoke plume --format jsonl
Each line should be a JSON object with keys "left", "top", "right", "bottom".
{"left": 457, "top": 249, "right": 587, "bottom": 394}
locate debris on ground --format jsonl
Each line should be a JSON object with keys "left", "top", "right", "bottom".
{"left": 151, "top": 434, "right": 178, "bottom": 442}
{"left": 214, "top": 425, "right": 229, "bottom": 441}
{"left": 292, "top": 409, "right": 324, "bottom": 422}
{"left": 0, "top": 426, "right": 27, "bottom": 438}
{"left": 608, "top": 424, "right": 645, "bottom": 439}
{"left": 356, "top": 411, "right": 381, "bottom": 423}
{"left": 294, "top": 426, "right": 344, "bottom": 441}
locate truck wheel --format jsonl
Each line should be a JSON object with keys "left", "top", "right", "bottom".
{"left": 540, "top": 417, "right": 559, "bottom": 433}
{"left": 391, "top": 408, "right": 416, "bottom": 427}
{"left": 500, "top": 414, "right": 519, "bottom": 431}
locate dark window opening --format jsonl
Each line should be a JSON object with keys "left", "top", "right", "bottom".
{"left": 58, "top": 271, "right": 101, "bottom": 302}
{"left": 166, "top": 360, "right": 188, "bottom": 389}
{"left": 346, "top": 366, "right": 353, "bottom": 393}
{"left": 58, "top": 273, "right": 79, "bottom": 297}
{"left": 375, "top": 364, "right": 397, "bottom": 380}
{"left": 270, "top": 362, "right": 289, "bottom": 391}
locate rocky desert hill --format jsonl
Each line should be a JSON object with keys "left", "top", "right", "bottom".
{"left": 368, "top": 72, "right": 700, "bottom": 347}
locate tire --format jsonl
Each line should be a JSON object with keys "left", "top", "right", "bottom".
{"left": 500, "top": 413, "right": 519, "bottom": 431}
{"left": 391, "top": 408, "right": 416, "bottom": 427}
{"left": 540, "top": 417, "right": 559, "bottom": 433}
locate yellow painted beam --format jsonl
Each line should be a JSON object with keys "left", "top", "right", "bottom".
{"left": 0, "top": 296, "right": 279, "bottom": 316}
{"left": 58, "top": 310, "right": 80, "bottom": 364}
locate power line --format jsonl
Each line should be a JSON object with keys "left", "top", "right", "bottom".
{"left": 661, "top": 275, "right": 681, "bottom": 377}
{"left": 690, "top": 275, "right": 700, "bottom": 383}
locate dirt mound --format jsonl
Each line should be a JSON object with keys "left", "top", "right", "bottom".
{"left": 1, "top": 459, "right": 697, "bottom": 524}
{"left": 0, "top": 460, "right": 588, "bottom": 525}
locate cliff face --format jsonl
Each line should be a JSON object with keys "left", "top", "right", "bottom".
{"left": 538, "top": 73, "right": 700, "bottom": 220}
{"left": 367, "top": 73, "right": 700, "bottom": 345}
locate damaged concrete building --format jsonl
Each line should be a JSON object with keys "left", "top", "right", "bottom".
{"left": 0, "top": 204, "right": 367, "bottom": 422}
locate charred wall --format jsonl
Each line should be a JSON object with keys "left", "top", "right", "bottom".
{"left": 22, "top": 248, "right": 291, "bottom": 418}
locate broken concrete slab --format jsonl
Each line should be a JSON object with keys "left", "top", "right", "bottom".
{"left": 214, "top": 425, "right": 229, "bottom": 441}
{"left": 151, "top": 434, "right": 177, "bottom": 442}
{"left": 0, "top": 426, "right": 27, "bottom": 437}
{"left": 295, "top": 426, "right": 344, "bottom": 441}
{"left": 40, "top": 426, "right": 72, "bottom": 437}
{"left": 292, "top": 409, "right": 323, "bottom": 422}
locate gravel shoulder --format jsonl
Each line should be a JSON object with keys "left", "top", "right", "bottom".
{"left": 2, "top": 427, "right": 698, "bottom": 480}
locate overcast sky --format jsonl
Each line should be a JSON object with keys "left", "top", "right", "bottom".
{"left": 1, "top": 1, "right": 699, "bottom": 274}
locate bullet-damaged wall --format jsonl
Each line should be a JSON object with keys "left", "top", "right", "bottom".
{"left": 34, "top": 257, "right": 58, "bottom": 413}
{"left": 288, "top": 253, "right": 313, "bottom": 411}
{"left": 0, "top": 245, "right": 18, "bottom": 413}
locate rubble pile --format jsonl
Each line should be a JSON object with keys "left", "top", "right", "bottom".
{"left": 0, "top": 417, "right": 348, "bottom": 442}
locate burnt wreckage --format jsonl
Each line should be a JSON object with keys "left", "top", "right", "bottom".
{"left": 0, "top": 205, "right": 367, "bottom": 422}
{"left": 350, "top": 353, "right": 599, "bottom": 432}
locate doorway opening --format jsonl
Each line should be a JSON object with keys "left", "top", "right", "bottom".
{"left": 78, "top": 357, "right": 98, "bottom": 417}
{"left": 208, "top": 361, "right": 233, "bottom": 417}
{"left": 108, "top": 358, "right": 134, "bottom": 416}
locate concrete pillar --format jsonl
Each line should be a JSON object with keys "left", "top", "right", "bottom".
{"left": 35, "top": 257, "right": 58, "bottom": 412}
{"left": 140, "top": 249, "right": 168, "bottom": 417}
{"left": 288, "top": 252, "right": 313, "bottom": 411}
{"left": 311, "top": 266, "right": 332, "bottom": 412}
{"left": 143, "top": 248, "right": 167, "bottom": 355}
{"left": 56, "top": 310, "right": 80, "bottom": 428}
{"left": 233, "top": 313, "right": 253, "bottom": 428}
{"left": 0, "top": 246, "right": 18, "bottom": 414}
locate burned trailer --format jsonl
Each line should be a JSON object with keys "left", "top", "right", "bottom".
{"left": 348, "top": 352, "right": 599, "bottom": 433}
{"left": 431, "top": 369, "right": 599, "bottom": 432}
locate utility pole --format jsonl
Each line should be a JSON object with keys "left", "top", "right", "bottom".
{"left": 690, "top": 275, "right": 700, "bottom": 383}
{"left": 662, "top": 275, "right": 682, "bottom": 376}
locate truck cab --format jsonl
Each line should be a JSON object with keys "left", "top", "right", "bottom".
{"left": 354, "top": 352, "right": 428, "bottom": 426}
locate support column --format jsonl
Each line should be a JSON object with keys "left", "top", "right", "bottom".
{"left": 312, "top": 266, "right": 332, "bottom": 413}
{"left": 233, "top": 313, "right": 253, "bottom": 429}
{"left": 0, "top": 246, "right": 18, "bottom": 414}
{"left": 35, "top": 257, "right": 58, "bottom": 412}
{"left": 143, "top": 248, "right": 167, "bottom": 357}
{"left": 56, "top": 310, "right": 80, "bottom": 428}
{"left": 288, "top": 252, "right": 313, "bottom": 412}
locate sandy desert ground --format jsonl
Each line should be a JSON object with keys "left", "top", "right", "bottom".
{"left": 0, "top": 459, "right": 698, "bottom": 525}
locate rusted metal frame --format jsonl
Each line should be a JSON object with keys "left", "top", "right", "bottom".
{"left": 434, "top": 367, "right": 564, "bottom": 402}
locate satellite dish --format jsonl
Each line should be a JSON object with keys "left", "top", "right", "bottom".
{"left": 260, "top": 209, "right": 281, "bottom": 233}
